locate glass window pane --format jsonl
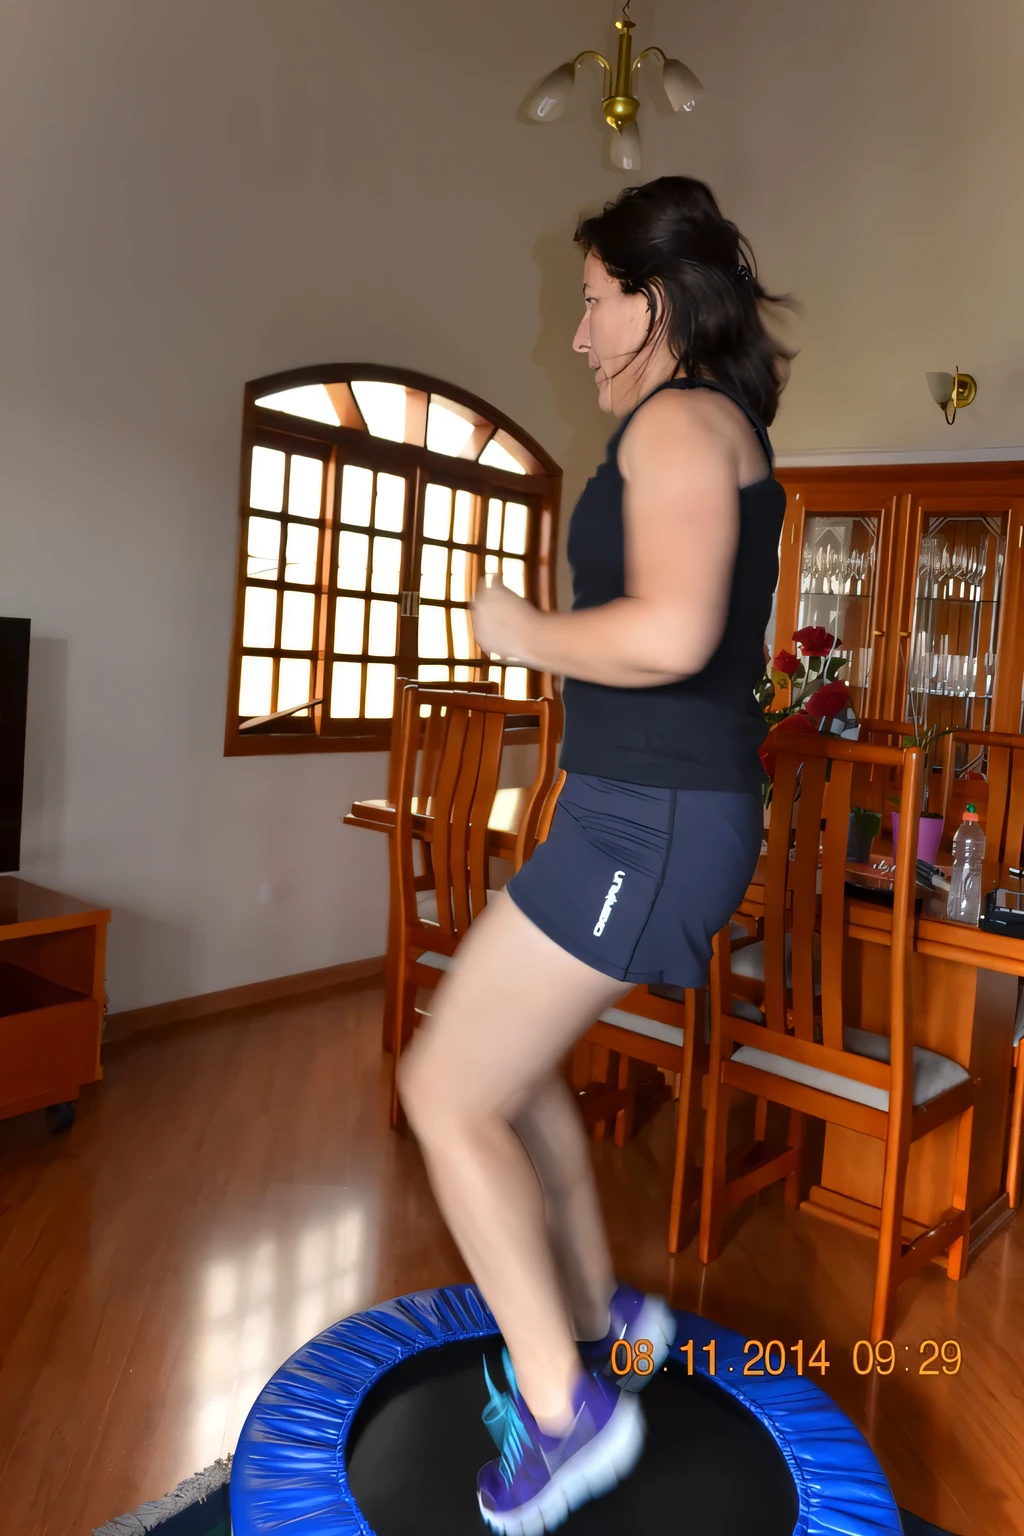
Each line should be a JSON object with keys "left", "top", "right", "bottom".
{"left": 484, "top": 553, "right": 499, "bottom": 576}
{"left": 486, "top": 498, "right": 503, "bottom": 550}
{"left": 449, "top": 548, "right": 469, "bottom": 603}
{"left": 454, "top": 665, "right": 478, "bottom": 682}
{"left": 250, "top": 446, "right": 285, "bottom": 512}
{"left": 426, "top": 399, "right": 477, "bottom": 457}
{"left": 419, "top": 664, "right": 450, "bottom": 682}
{"left": 247, "top": 516, "right": 281, "bottom": 580}
{"left": 419, "top": 543, "right": 448, "bottom": 600}
{"left": 504, "top": 666, "right": 529, "bottom": 699}
{"left": 368, "top": 599, "right": 398, "bottom": 657}
{"left": 239, "top": 655, "right": 273, "bottom": 716}
{"left": 243, "top": 586, "right": 278, "bottom": 648}
{"left": 351, "top": 381, "right": 407, "bottom": 441}
{"left": 479, "top": 439, "right": 526, "bottom": 475}
{"left": 374, "top": 472, "right": 405, "bottom": 533}
{"left": 451, "top": 606, "right": 474, "bottom": 659}
{"left": 365, "top": 663, "right": 396, "bottom": 717}
{"left": 289, "top": 455, "right": 323, "bottom": 520}
{"left": 502, "top": 557, "right": 526, "bottom": 597}
{"left": 370, "top": 535, "right": 402, "bottom": 594}
{"left": 341, "top": 464, "right": 373, "bottom": 527}
{"left": 278, "top": 658, "right": 312, "bottom": 716}
{"left": 419, "top": 604, "right": 448, "bottom": 658}
{"left": 423, "top": 483, "right": 452, "bottom": 541}
{"left": 338, "top": 531, "right": 369, "bottom": 590}
{"left": 453, "top": 490, "right": 474, "bottom": 545}
{"left": 280, "top": 590, "right": 315, "bottom": 650}
{"left": 331, "top": 660, "right": 362, "bottom": 717}
{"left": 284, "top": 521, "right": 319, "bottom": 585}
{"left": 255, "top": 385, "right": 340, "bottom": 426}
{"left": 488, "top": 664, "right": 503, "bottom": 685}
{"left": 502, "top": 502, "right": 528, "bottom": 555}
{"left": 334, "top": 597, "right": 365, "bottom": 654}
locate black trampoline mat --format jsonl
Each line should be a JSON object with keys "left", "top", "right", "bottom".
{"left": 346, "top": 1338, "right": 799, "bottom": 1536}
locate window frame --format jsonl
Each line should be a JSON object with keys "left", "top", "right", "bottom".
{"left": 224, "top": 364, "right": 562, "bottom": 756}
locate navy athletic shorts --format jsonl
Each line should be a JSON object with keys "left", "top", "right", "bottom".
{"left": 504, "top": 773, "right": 763, "bottom": 989}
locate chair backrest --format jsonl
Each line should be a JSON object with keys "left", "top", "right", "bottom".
{"left": 386, "top": 676, "right": 498, "bottom": 806}
{"left": 755, "top": 734, "right": 923, "bottom": 1102}
{"left": 391, "top": 687, "right": 560, "bottom": 945}
{"left": 938, "top": 728, "right": 1024, "bottom": 886}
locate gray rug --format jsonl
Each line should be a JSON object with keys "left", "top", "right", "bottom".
{"left": 92, "top": 1458, "right": 231, "bottom": 1536}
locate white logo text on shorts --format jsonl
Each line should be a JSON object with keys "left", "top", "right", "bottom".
{"left": 593, "top": 870, "right": 626, "bottom": 937}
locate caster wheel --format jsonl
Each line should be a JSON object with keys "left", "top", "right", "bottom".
{"left": 45, "top": 1101, "right": 76, "bottom": 1134}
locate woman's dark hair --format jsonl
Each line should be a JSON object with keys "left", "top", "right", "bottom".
{"left": 575, "top": 176, "right": 794, "bottom": 427}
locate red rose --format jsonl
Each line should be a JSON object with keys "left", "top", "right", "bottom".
{"left": 804, "top": 680, "right": 851, "bottom": 720}
{"left": 758, "top": 710, "right": 820, "bottom": 780}
{"left": 793, "top": 625, "right": 838, "bottom": 657}
{"left": 772, "top": 649, "right": 800, "bottom": 677}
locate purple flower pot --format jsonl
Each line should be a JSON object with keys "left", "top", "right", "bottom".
{"left": 891, "top": 811, "right": 943, "bottom": 865}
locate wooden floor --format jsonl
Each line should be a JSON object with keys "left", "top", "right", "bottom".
{"left": 1, "top": 982, "right": 1022, "bottom": 1536}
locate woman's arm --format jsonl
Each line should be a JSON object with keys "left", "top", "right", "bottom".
{"left": 471, "top": 389, "right": 741, "bottom": 688}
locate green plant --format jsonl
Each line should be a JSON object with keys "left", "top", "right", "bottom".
{"left": 849, "top": 807, "right": 882, "bottom": 839}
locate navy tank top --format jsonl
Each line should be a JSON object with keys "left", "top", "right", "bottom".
{"left": 559, "top": 377, "right": 786, "bottom": 793}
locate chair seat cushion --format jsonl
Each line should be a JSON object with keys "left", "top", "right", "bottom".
{"left": 597, "top": 1005, "right": 684, "bottom": 1049}
{"left": 732, "top": 1025, "right": 970, "bottom": 1112}
{"left": 418, "top": 951, "right": 452, "bottom": 973}
{"left": 415, "top": 888, "right": 499, "bottom": 925}
{"left": 730, "top": 935, "right": 822, "bottom": 997}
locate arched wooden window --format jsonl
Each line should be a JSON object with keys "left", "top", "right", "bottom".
{"left": 225, "top": 365, "right": 562, "bottom": 755}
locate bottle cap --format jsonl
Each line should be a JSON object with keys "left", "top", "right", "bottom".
{"left": 963, "top": 803, "right": 979, "bottom": 822}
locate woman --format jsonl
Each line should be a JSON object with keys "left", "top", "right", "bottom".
{"left": 400, "top": 176, "right": 792, "bottom": 1534}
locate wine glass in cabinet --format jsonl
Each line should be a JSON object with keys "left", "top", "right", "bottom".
{"left": 898, "top": 493, "right": 1024, "bottom": 774}
{"left": 774, "top": 487, "right": 900, "bottom": 721}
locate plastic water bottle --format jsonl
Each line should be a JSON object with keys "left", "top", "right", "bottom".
{"left": 947, "top": 803, "right": 986, "bottom": 925}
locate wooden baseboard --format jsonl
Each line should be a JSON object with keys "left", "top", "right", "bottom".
{"left": 103, "top": 955, "right": 385, "bottom": 1044}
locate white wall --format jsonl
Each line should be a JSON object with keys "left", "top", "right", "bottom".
{"left": 641, "top": 0, "right": 1024, "bottom": 462}
{"left": 0, "top": 0, "right": 620, "bottom": 1009}
{"left": 3, "top": 0, "right": 1022, "bottom": 1009}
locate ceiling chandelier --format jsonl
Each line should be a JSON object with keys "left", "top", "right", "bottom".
{"left": 522, "top": 1, "right": 703, "bottom": 173}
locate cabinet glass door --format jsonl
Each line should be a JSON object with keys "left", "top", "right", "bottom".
{"left": 905, "top": 511, "right": 1007, "bottom": 739}
{"left": 797, "top": 512, "right": 885, "bottom": 718}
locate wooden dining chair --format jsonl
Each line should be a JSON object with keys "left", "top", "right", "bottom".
{"left": 522, "top": 770, "right": 758, "bottom": 1256}
{"left": 381, "top": 677, "right": 557, "bottom": 1049}
{"left": 388, "top": 686, "right": 559, "bottom": 1126}
{"left": 699, "top": 734, "right": 978, "bottom": 1342}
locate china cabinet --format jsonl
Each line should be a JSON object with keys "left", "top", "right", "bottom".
{"left": 774, "top": 464, "right": 1024, "bottom": 769}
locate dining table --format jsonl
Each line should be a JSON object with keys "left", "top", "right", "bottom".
{"left": 344, "top": 788, "right": 1023, "bottom": 1264}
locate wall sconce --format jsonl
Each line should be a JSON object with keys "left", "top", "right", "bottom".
{"left": 925, "top": 368, "right": 977, "bottom": 426}
{"left": 522, "top": 1, "right": 702, "bottom": 173}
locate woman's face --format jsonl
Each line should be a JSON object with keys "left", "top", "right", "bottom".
{"left": 573, "top": 251, "right": 661, "bottom": 416}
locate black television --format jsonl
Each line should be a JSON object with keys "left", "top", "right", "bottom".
{"left": 0, "top": 617, "right": 30, "bottom": 874}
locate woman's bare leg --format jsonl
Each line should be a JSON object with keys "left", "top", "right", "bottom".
{"left": 399, "top": 891, "right": 629, "bottom": 1430}
{"left": 512, "top": 1072, "right": 616, "bottom": 1343}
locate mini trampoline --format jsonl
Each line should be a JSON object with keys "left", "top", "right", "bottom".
{"left": 230, "top": 1284, "right": 903, "bottom": 1536}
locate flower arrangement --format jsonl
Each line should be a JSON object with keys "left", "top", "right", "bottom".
{"left": 755, "top": 626, "right": 859, "bottom": 805}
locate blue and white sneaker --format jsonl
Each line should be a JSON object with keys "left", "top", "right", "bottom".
{"left": 477, "top": 1349, "right": 644, "bottom": 1535}
{"left": 577, "top": 1282, "right": 677, "bottom": 1391}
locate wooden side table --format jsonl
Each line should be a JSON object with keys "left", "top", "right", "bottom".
{"left": 0, "top": 877, "right": 110, "bottom": 1132}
